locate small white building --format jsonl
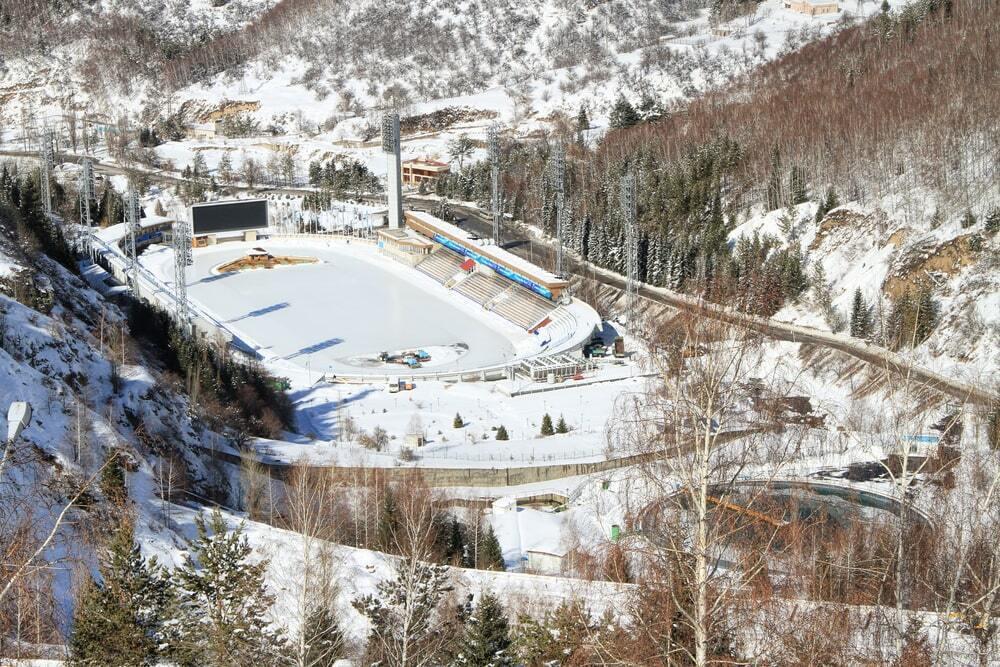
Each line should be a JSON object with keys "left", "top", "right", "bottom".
{"left": 186, "top": 122, "right": 219, "bottom": 140}
{"left": 784, "top": 0, "right": 839, "bottom": 15}
{"left": 525, "top": 549, "right": 566, "bottom": 575}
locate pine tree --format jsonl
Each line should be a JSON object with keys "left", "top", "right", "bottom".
{"left": 789, "top": 166, "right": 808, "bottom": 205}
{"left": 478, "top": 525, "right": 505, "bottom": 571}
{"left": 300, "top": 606, "right": 346, "bottom": 667}
{"left": 985, "top": 207, "right": 1000, "bottom": 234}
{"left": 849, "top": 288, "right": 871, "bottom": 339}
{"left": 766, "top": 144, "right": 783, "bottom": 211}
{"left": 99, "top": 451, "right": 128, "bottom": 504}
{"left": 555, "top": 415, "right": 569, "bottom": 434}
{"left": 167, "top": 510, "right": 286, "bottom": 666}
{"left": 69, "top": 523, "right": 168, "bottom": 666}
{"left": 218, "top": 153, "right": 233, "bottom": 185}
{"left": 814, "top": 186, "right": 840, "bottom": 222}
{"left": 457, "top": 591, "right": 512, "bottom": 667}
{"left": 353, "top": 558, "right": 452, "bottom": 666}
{"left": 454, "top": 413, "right": 465, "bottom": 428}
{"left": 608, "top": 95, "right": 640, "bottom": 130}
{"left": 540, "top": 414, "right": 554, "bottom": 437}
{"left": 495, "top": 425, "right": 509, "bottom": 441}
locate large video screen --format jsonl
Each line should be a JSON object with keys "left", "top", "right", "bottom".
{"left": 192, "top": 199, "right": 268, "bottom": 235}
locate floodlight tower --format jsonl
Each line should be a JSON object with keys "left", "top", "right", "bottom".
{"left": 125, "top": 186, "right": 141, "bottom": 299}
{"left": 489, "top": 124, "right": 502, "bottom": 245}
{"left": 381, "top": 112, "right": 403, "bottom": 229}
{"left": 172, "top": 215, "right": 193, "bottom": 332}
{"left": 39, "top": 129, "right": 54, "bottom": 216}
{"left": 551, "top": 143, "right": 567, "bottom": 277}
{"left": 620, "top": 173, "right": 639, "bottom": 329}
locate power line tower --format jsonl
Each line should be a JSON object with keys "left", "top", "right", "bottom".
{"left": 78, "top": 158, "right": 96, "bottom": 256}
{"left": 39, "top": 129, "right": 54, "bottom": 216}
{"left": 125, "top": 186, "right": 141, "bottom": 299}
{"left": 620, "top": 173, "right": 639, "bottom": 329}
{"left": 489, "top": 124, "right": 502, "bottom": 245}
{"left": 172, "top": 215, "right": 193, "bottom": 332}
{"left": 551, "top": 143, "right": 566, "bottom": 277}
{"left": 381, "top": 112, "right": 403, "bottom": 229}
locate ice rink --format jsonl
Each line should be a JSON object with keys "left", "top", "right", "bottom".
{"left": 183, "top": 242, "right": 521, "bottom": 375}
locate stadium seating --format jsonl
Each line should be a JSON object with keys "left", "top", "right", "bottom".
{"left": 453, "top": 272, "right": 508, "bottom": 305}
{"left": 491, "top": 289, "right": 555, "bottom": 330}
{"left": 416, "top": 250, "right": 557, "bottom": 331}
{"left": 415, "top": 248, "right": 465, "bottom": 284}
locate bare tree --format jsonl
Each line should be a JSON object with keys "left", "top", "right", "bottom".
{"left": 276, "top": 463, "right": 348, "bottom": 667}
{"left": 608, "top": 309, "right": 797, "bottom": 665}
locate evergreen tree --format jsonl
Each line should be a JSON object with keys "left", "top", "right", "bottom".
{"left": 789, "top": 166, "right": 808, "bottom": 205}
{"left": 814, "top": 186, "right": 840, "bottom": 222}
{"left": 453, "top": 412, "right": 465, "bottom": 428}
{"left": 300, "top": 606, "right": 347, "bottom": 667}
{"left": 99, "top": 450, "right": 127, "bottom": 504}
{"left": 985, "top": 207, "right": 1000, "bottom": 234}
{"left": 849, "top": 288, "right": 872, "bottom": 339}
{"left": 353, "top": 558, "right": 452, "bottom": 666}
{"left": 540, "top": 414, "right": 554, "bottom": 437}
{"left": 457, "top": 591, "right": 512, "bottom": 667}
{"left": 69, "top": 523, "right": 168, "bottom": 666}
{"left": 608, "top": 95, "right": 640, "bottom": 130}
{"left": 766, "top": 144, "right": 783, "bottom": 211}
{"left": 495, "top": 425, "right": 509, "bottom": 441}
{"left": 191, "top": 152, "right": 207, "bottom": 179}
{"left": 167, "top": 510, "right": 286, "bottom": 666}
{"left": 478, "top": 525, "right": 505, "bottom": 571}
{"left": 377, "top": 487, "right": 400, "bottom": 553}
{"left": 555, "top": 415, "right": 569, "bottom": 434}
{"left": 218, "top": 153, "right": 233, "bottom": 185}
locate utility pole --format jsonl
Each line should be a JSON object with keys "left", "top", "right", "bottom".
{"left": 172, "top": 213, "right": 193, "bottom": 333}
{"left": 620, "top": 173, "right": 639, "bottom": 330}
{"left": 125, "top": 186, "right": 141, "bottom": 299}
{"left": 489, "top": 124, "right": 502, "bottom": 245}
{"left": 551, "top": 143, "right": 567, "bottom": 277}
{"left": 381, "top": 112, "right": 403, "bottom": 229}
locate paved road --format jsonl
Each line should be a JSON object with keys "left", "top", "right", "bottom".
{"left": 8, "top": 148, "right": 993, "bottom": 407}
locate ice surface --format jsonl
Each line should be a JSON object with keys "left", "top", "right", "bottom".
{"left": 184, "top": 242, "right": 520, "bottom": 375}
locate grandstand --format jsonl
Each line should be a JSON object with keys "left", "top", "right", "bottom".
{"left": 413, "top": 248, "right": 560, "bottom": 331}
{"left": 490, "top": 288, "right": 555, "bottom": 331}
{"left": 416, "top": 247, "right": 466, "bottom": 284}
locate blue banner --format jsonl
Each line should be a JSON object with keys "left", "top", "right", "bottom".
{"left": 432, "top": 234, "right": 552, "bottom": 299}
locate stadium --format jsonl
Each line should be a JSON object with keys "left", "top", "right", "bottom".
{"left": 89, "top": 197, "right": 601, "bottom": 383}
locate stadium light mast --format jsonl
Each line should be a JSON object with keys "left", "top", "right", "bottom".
{"left": 620, "top": 172, "right": 639, "bottom": 330}
{"left": 172, "top": 213, "right": 193, "bottom": 333}
{"left": 381, "top": 112, "right": 403, "bottom": 229}
{"left": 489, "top": 124, "right": 502, "bottom": 245}
{"left": 551, "top": 143, "right": 567, "bottom": 277}
{"left": 125, "top": 185, "right": 141, "bottom": 299}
